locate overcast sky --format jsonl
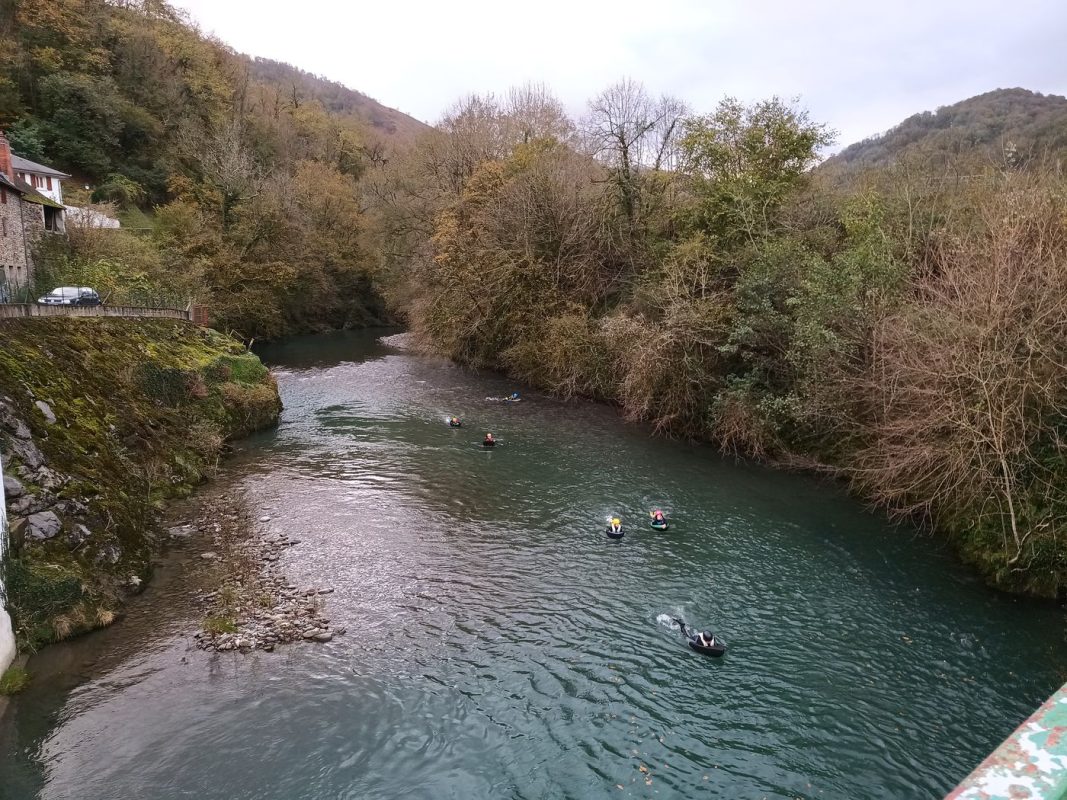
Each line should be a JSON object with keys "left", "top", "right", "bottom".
{"left": 169, "top": 0, "right": 1065, "bottom": 150}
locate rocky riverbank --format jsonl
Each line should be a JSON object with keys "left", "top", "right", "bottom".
{"left": 178, "top": 494, "right": 344, "bottom": 653}
{"left": 0, "top": 318, "right": 282, "bottom": 651}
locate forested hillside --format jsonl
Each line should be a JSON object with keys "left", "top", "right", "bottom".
{"left": 827, "top": 88, "right": 1067, "bottom": 170}
{"left": 371, "top": 83, "right": 1067, "bottom": 598}
{"left": 0, "top": 0, "right": 424, "bottom": 337}
{"left": 244, "top": 58, "right": 428, "bottom": 145}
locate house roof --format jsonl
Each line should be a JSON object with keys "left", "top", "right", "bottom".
{"left": 0, "top": 172, "right": 25, "bottom": 195}
{"left": 11, "top": 154, "right": 70, "bottom": 179}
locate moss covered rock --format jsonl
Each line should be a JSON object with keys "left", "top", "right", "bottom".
{"left": 0, "top": 318, "right": 281, "bottom": 650}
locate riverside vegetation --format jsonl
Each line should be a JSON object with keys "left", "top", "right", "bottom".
{"left": 2, "top": 1, "right": 1065, "bottom": 597}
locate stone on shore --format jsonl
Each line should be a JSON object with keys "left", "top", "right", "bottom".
{"left": 25, "top": 510, "right": 62, "bottom": 541}
{"left": 3, "top": 474, "right": 24, "bottom": 498}
{"left": 34, "top": 400, "right": 56, "bottom": 424}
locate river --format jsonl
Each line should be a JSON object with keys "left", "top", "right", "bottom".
{"left": 1, "top": 329, "right": 1064, "bottom": 799}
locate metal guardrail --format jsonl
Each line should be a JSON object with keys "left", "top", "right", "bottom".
{"left": 0, "top": 304, "right": 191, "bottom": 321}
{"left": 946, "top": 683, "right": 1067, "bottom": 799}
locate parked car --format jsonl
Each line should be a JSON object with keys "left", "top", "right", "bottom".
{"left": 37, "top": 287, "right": 102, "bottom": 306}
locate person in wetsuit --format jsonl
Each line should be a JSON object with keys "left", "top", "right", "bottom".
{"left": 675, "top": 619, "right": 715, "bottom": 647}
{"left": 483, "top": 432, "right": 496, "bottom": 447}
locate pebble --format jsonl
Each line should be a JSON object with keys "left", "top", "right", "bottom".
{"left": 259, "top": 516, "right": 271, "bottom": 522}
{"left": 200, "top": 551, "right": 218, "bottom": 559}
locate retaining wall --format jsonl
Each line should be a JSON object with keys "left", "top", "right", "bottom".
{"left": 0, "top": 304, "right": 190, "bottom": 321}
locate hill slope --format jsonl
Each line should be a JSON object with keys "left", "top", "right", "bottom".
{"left": 828, "top": 88, "right": 1067, "bottom": 170}
{"left": 0, "top": 1, "right": 427, "bottom": 198}
{"left": 245, "top": 57, "right": 429, "bottom": 144}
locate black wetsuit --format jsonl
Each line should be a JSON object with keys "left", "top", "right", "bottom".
{"left": 678, "top": 621, "right": 713, "bottom": 647}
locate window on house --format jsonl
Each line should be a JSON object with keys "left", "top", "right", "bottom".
{"left": 46, "top": 177, "right": 53, "bottom": 191}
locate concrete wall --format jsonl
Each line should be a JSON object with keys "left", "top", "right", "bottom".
{"left": 0, "top": 304, "right": 191, "bottom": 321}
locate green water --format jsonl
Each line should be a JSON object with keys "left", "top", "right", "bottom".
{"left": 1, "top": 329, "right": 1064, "bottom": 799}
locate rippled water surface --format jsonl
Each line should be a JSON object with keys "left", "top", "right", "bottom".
{"left": 2, "top": 330, "right": 1066, "bottom": 799}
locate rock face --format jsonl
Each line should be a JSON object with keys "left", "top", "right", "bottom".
{"left": 8, "top": 436, "right": 44, "bottom": 470}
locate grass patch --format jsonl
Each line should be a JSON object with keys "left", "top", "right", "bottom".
{"left": 203, "top": 616, "right": 237, "bottom": 635}
{"left": 0, "top": 666, "right": 31, "bottom": 695}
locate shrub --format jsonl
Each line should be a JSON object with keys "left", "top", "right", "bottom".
{"left": 0, "top": 666, "right": 31, "bottom": 696}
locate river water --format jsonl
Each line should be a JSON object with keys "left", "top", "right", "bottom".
{"left": 1, "top": 330, "right": 1065, "bottom": 799}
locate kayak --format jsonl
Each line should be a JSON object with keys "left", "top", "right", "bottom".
{"left": 606, "top": 527, "right": 624, "bottom": 539}
{"left": 650, "top": 520, "right": 669, "bottom": 530}
{"left": 687, "top": 637, "right": 726, "bottom": 657}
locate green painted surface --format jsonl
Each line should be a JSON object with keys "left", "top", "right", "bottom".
{"left": 948, "top": 684, "right": 1067, "bottom": 799}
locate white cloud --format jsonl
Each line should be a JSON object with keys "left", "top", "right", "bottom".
{"left": 171, "top": 0, "right": 1066, "bottom": 149}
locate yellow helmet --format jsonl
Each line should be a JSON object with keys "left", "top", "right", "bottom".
{"left": 612, "top": 518, "right": 621, "bottom": 525}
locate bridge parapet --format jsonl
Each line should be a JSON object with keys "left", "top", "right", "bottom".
{"left": 947, "top": 683, "right": 1067, "bottom": 799}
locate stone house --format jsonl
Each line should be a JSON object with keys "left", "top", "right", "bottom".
{"left": 0, "top": 131, "right": 67, "bottom": 300}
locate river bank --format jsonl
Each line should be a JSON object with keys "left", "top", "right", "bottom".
{"left": 0, "top": 318, "right": 281, "bottom": 654}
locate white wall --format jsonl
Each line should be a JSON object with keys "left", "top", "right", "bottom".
{"left": 0, "top": 608, "right": 13, "bottom": 676}
{"left": 0, "top": 451, "right": 15, "bottom": 675}
{"left": 65, "top": 206, "right": 120, "bottom": 229}
{"left": 15, "top": 171, "right": 63, "bottom": 205}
